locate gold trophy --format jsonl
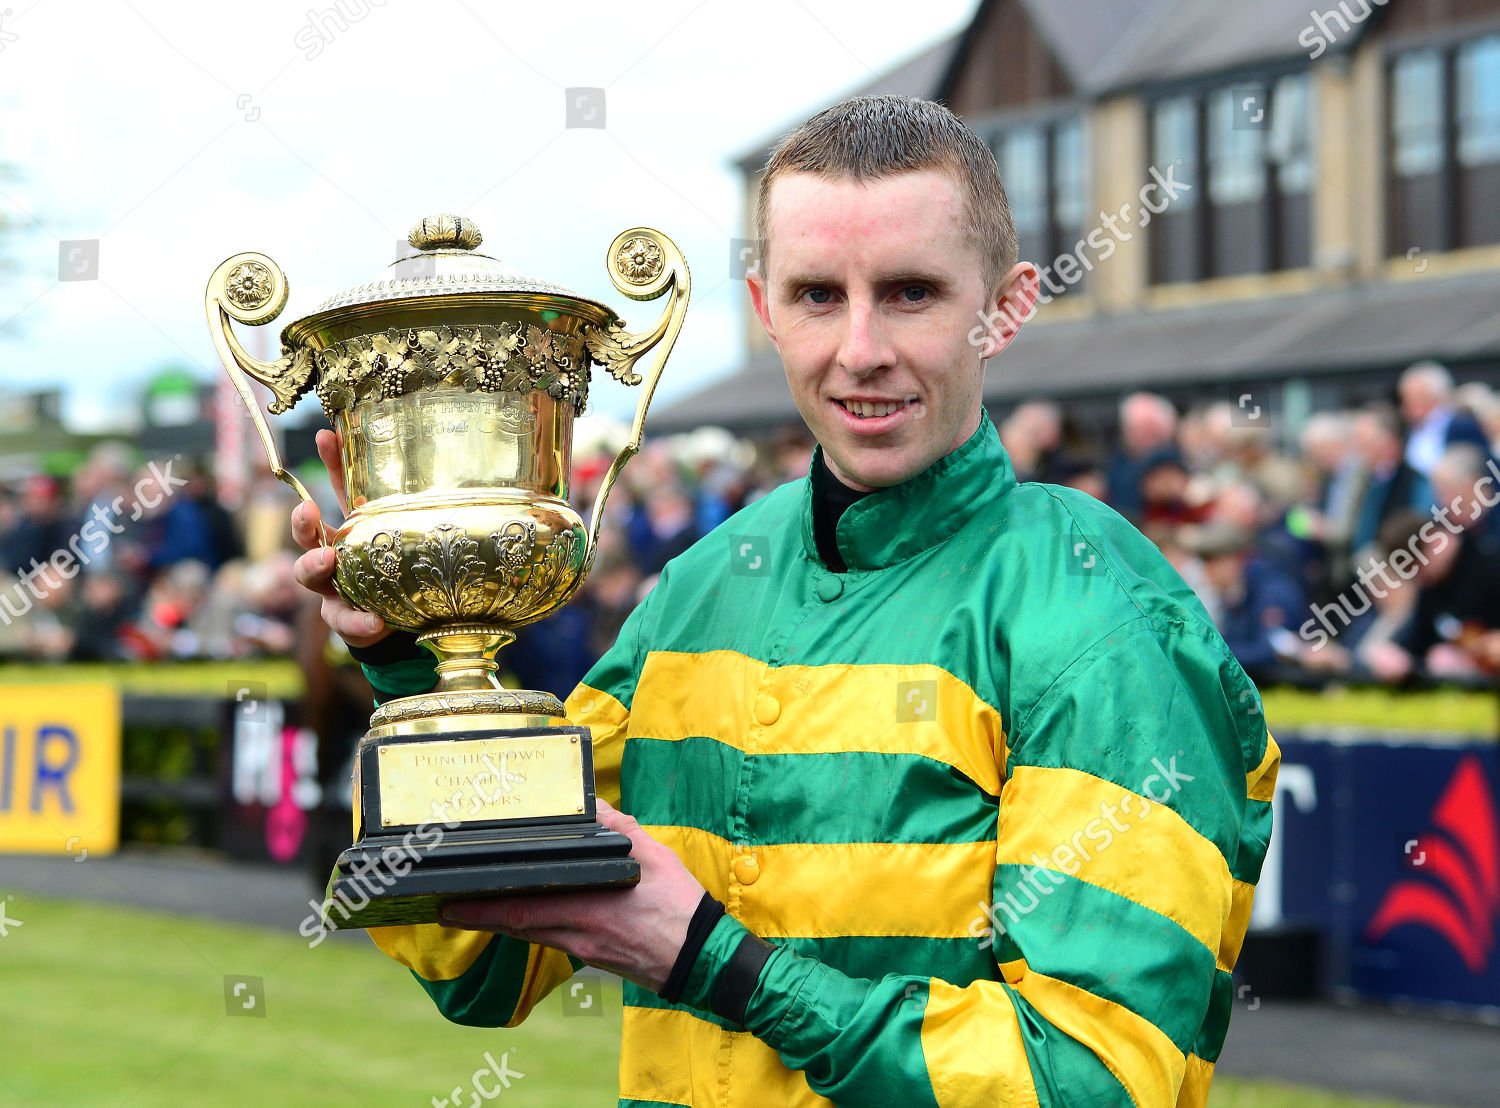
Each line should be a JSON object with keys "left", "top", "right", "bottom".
{"left": 205, "top": 214, "right": 689, "bottom": 928}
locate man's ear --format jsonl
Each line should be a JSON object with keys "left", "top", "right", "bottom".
{"left": 977, "top": 262, "right": 1040, "bottom": 361}
{"left": 747, "top": 268, "right": 779, "bottom": 353}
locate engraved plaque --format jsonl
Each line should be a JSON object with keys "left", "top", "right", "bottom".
{"left": 377, "top": 734, "right": 586, "bottom": 826}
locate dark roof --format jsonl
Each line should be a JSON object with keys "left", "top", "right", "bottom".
{"left": 947, "top": 0, "right": 1379, "bottom": 100}
{"left": 647, "top": 269, "right": 1500, "bottom": 433}
{"left": 734, "top": 0, "right": 1383, "bottom": 172}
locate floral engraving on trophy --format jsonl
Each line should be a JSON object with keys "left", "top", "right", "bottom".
{"left": 615, "top": 236, "right": 664, "bottom": 284}
{"left": 225, "top": 260, "right": 275, "bottom": 311}
{"left": 307, "top": 323, "right": 593, "bottom": 420}
{"left": 336, "top": 520, "right": 584, "bottom": 629}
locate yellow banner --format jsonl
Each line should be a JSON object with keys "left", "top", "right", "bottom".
{"left": 0, "top": 684, "right": 120, "bottom": 856}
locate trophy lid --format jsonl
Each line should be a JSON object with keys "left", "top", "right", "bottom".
{"left": 305, "top": 213, "right": 613, "bottom": 317}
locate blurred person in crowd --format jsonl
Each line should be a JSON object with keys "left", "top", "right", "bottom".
{"left": 13, "top": 571, "right": 75, "bottom": 661}
{"left": 1138, "top": 447, "right": 1207, "bottom": 527}
{"left": 1365, "top": 498, "right": 1500, "bottom": 682}
{"left": 142, "top": 460, "right": 241, "bottom": 573}
{"left": 66, "top": 569, "right": 136, "bottom": 662}
{"left": 67, "top": 442, "right": 135, "bottom": 575}
{"left": 629, "top": 484, "right": 700, "bottom": 579}
{"left": 1211, "top": 476, "right": 1324, "bottom": 604}
{"left": 1312, "top": 510, "right": 1426, "bottom": 682}
{"left": 1181, "top": 521, "right": 1309, "bottom": 679}
{"left": 1352, "top": 404, "right": 1433, "bottom": 558}
{"left": 998, "top": 399, "right": 1060, "bottom": 481}
{"left": 1, "top": 474, "right": 68, "bottom": 580}
{"left": 1106, "top": 390, "right": 1177, "bottom": 519}
{"left": 1399, "top": 360, "right": 1489, "bottom": 479}
{"left": 1429, "top": 442, "right": 1500, "bottom": 540}
{"left": 1456, "top": 381, "right": 1500, "bottom": 455}
{"left": 1036, "top": 453, "right": 1107, "bottom": 502}
{"left": 120, "top": 559, "right": 212, "bottom": 660}
{"left": 1297, "top": 411, "right": 1364, "bottom": 586}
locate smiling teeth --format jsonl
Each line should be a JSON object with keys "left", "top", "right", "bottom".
{"left": 844, "top": 400, "right": 904, "bottom": 418}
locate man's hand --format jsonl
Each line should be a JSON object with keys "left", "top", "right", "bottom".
{"left": 439, "top": 800, "right": 707, "bottom": 995}
{"left": 291, "top": 428, "right": 391, "bottom": 649}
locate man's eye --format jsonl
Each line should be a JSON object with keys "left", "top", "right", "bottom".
{"left": 804, "top": 288, "right": 832, "bottom": 305}
{"left": 901, "top": 285, "right": 930, "bottom": 303}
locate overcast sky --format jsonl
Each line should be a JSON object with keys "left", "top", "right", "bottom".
{"left": 0, "top": 0, "right": 976, "bottom": 429}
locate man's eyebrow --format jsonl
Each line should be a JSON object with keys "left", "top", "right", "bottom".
{"left": 777, "top": 270, "right": 953, "bottom": 290}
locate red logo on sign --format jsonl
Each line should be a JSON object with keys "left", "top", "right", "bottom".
{"left": 1366, "top": 756, "right": 1500, "bottom": 972}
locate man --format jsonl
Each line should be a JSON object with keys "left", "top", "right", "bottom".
{"left": 292, "top": 96, "right": 1278, "bottom": 1107}
{"left": 1106, "top": 391, "right": 1179, "bottom": 522}
{"left": 1399, "top": 360, "right": 1490, "bottom": 480}
{"left": 1351, "top": 404, "right": 1432, "bottom": 559}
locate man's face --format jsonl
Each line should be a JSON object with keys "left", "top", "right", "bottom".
{"left": 748, "top": 169, "right": 1036, "bottom": 491}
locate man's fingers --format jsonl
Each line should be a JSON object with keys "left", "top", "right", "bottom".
{"left": 316, "top": 429, "right": 349, "bottom": 517}
{"left": 293, "top": 545, "right": 340, "bottom": 595}
{"left": 320, "top": 595, "right": 386, "bottom": 643}
{"left": 291, "top": 500, "right": 336, "bottom": 552}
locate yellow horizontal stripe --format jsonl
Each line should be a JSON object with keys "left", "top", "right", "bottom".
{"left": 368, "top": 921, "right": 494, "bottom": 982}
{"left": 997, "top": 766, "right": 1233, "bottom": 966}
{"left": 619, "top": 1005, "right": 833, "bottom": 1108}
{"left": 1220, "top": 879, "right": 1257, "bottom": 970}
{"left": 922, "top": 979, "right": 1040, "bottom": 1108}
{"left": 631, "top": 650, "right": 1007, "bottom": 791}
{"left": 1246, "top": 734, "right": 1280, "bottom": 802}
{"left": 1177, "top": 1053, "right": 1214, "bottom": 1107}
{"left": 565, "top": 682, "right": 631, "bottom": 806}
{"left": 648, "top": 825, "right": 995, "bottom": 938}
{"left": 1014, "top": 967, "right": 1184, "bottom": 1108}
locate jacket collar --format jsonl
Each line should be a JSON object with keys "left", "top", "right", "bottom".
{"left": 799, "top": 409, "right": 1016, "bottom": 572}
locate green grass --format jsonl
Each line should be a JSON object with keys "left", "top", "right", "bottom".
{"left": 0, "top": 894, "right": 1447, "bottom": 1108}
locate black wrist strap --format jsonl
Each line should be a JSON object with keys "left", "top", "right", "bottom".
{"left": 346, "top": 630, "right": 427, "bottom": 666}
{"left": 712, "top": 931, "right": 777, "bottom": 1027}
{"left": 658, "top": 891, "right": 726, "bottom": 1004}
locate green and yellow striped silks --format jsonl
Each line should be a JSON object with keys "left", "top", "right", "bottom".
{"left": 364, "top": 411, "right": 1278, "bottom": 1107}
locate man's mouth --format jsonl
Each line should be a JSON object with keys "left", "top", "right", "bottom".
{"left": 835, "top": 397, "right": 918, "bottom": 420}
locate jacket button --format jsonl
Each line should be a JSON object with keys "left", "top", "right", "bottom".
{"left": 754, "top": 694, "right": 780, "bottom": 725}
{"left": 733, "top": 855, "right": 760, "bottom": 885}
{"left": 816, "top": 576, "right": 843, "bottom": 601}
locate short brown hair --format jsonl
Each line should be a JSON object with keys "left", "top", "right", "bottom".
{"left": 754, "top": 95, "right": 1018, "bottom": 294}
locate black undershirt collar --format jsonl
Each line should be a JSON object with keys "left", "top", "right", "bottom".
{"left": 813, "top": 454, "right": 872, "bottom": 574}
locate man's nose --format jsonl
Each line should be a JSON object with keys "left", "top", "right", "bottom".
{"left": 836, "top": 298, "right": 896, "bottom": 376}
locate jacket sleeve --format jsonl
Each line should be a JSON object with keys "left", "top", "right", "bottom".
{"left": 360, "top": 588, "right": 654, "bottom": 1027}
{"left": 673, "top": 617, "right": 1279, "bottom": 1108}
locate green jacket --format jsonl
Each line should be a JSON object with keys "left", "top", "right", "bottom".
{"left": 361, "top": 411, "right": 1279, "bottom": 1108}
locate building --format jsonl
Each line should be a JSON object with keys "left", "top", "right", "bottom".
{"left": 654, "top": 0, "right": 1500, "bottom": 442}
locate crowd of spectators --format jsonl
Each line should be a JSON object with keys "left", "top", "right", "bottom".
{"left": 4, "top": 358, "right": 1500, "bottom": 689}
{"left": 1010, "top": 360, "right": 1500, "bottom": 686}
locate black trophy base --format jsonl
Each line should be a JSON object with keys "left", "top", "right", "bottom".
{"left": 321, "top": 720, "right": 640, "bottom": 930}
{"left": 323, "top": 820, "right": 640, "bottom": 930}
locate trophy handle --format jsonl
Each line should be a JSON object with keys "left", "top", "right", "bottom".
{"left": 581, "top": 228, "right": 691, "bottom": 574}
{"left": 204, "top": 252, "right": 321, "bottom": 519}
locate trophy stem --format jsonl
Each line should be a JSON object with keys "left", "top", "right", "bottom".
{"left": 418, "top": 625, "right": 516, "bottom": 695}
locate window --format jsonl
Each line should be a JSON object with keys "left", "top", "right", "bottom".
{"left": 1149, "top": 72, "right": 1315, "bottom": 283}
{"left": 987, "top": 114, "right": 1089, "bottom": 294}
{"left": 1388, "top": 36, "right": 1500, "bottom": 255}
